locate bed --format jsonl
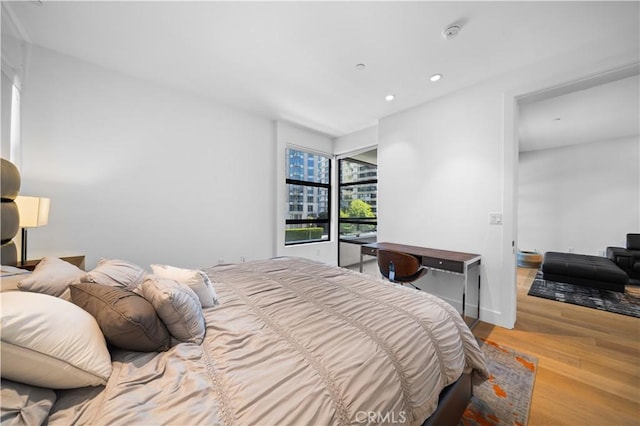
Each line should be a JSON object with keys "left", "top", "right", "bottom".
{"left": 1, "top": 256, "right": 488, "bottom": 426}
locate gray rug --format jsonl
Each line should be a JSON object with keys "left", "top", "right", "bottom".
{"left": 528, "top": 271, "right": 640, "bottom": 318}
{"left": 460, "top": 339, "right": 537, "bottom": 426}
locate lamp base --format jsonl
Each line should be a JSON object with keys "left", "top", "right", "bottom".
{"left": 21, "top": 227, "right": 28, "bottom": 266}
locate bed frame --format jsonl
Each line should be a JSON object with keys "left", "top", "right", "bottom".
{"left": 422, "top": 372, "right": 472, "bottom": 426}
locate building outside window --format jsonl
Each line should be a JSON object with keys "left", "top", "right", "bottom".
{"left": 339, "top": 158, "right": 377, "bottom": 241}
{"left": 285, "top": 148, "right": 331, "bottom": 244}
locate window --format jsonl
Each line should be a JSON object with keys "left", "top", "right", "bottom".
{"left": 339, "top": 158, "right": 377, "bottom": 240}
{"left": 285, "top": 148, "right": 331, "bottom": 245}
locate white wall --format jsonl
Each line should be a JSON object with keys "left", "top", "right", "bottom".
{"left": 519, "top": 137, "right": 640, "bottom": 255}
{"left": 275, "top": 121, "right": 337, "bottom": 264}
{"left": 378, "top": 84, "right": 504, "bottom": 324}
{"left": 20, "top": 45, "right": 276, "bottom": 270}
{"left": 1, "top": 30, "right": 29, "bottom": 165}
{"left": 1, "top": 72, "right": 13, "bottom": 159}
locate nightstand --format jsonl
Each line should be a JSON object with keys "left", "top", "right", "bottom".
{"left": 19, "top": 255, "right": 86, "bottom": 271}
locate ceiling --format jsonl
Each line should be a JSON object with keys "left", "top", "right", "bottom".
{"left": 519, "top": 73, "right": 639, "bottom": 152}
{"left": 2, "top": 1, "right": 639, "bottom": 139}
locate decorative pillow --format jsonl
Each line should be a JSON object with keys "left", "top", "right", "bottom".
{"left": 138, "top": 276, "right": 206, "bottom": 344}
{"left": 70, "top": 283, "right": 170, "bottom": 352}
{"left": 0, "top": 291, "right": 112, "bottom": 389}
{"left": 17, "top": 257, "right": 86, "bottom": 297}
{"left": 150, "top": 264, "right": 218, "bottom": 307}
{"left": 0, "top": 379, "right": 57, "bottom": 426}
{"left": 85, "top": 258, "right": 146, "bottom": 289}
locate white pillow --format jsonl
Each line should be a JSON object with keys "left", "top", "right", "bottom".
{"left": 138, "top": 276, "right": 205, "bottom": 344}
{"left": 0, "top": 291, "right": 112, "bottom": 389}
{"left": 86, "top": 258, "right": 146, "bottom": 290}
{"left": 18, "top": 256, "right": 86, "bottom": 297}
{"left": 150, "top": 264, "right": 218, "bottom": 307}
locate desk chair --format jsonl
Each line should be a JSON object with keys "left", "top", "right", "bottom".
{"left": 377, "top": 249, "right": 428, "bottom": 289}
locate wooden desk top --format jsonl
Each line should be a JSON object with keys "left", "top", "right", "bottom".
{"left": 363, "top": 242, "right": 481, "bottom": 264}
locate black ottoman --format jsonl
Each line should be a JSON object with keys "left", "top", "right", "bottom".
{"left": 542, "top": 252, "right": 628, "bottom": 292}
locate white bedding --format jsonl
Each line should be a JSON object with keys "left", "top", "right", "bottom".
{"left": 46, "top": 257, "right": 488, "bottom": 425}
{"left": 0, "top": 266, "right": 29, "bottom": 293}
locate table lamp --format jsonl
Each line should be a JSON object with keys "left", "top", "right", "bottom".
{"left": 15, "top": 196, "right": 50, "bottom": 266}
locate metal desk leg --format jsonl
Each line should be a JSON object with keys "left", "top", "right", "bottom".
{"left": 359, "top": 251, "right": 363, "bottom": 273}
{"left": 462, "top": 264, "right": 467, "bottom": 321}
{"left": 477, "top": 273, "right": 481, "bottom": 321}
{"left": 464, "top": 262, "right": 480, "bottom": 330}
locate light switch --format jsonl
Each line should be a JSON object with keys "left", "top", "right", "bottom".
{"left": 489, "top": 213, "right": 503, "bottom": 225}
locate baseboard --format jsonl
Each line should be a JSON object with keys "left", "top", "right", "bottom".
{"left": 437, "top": 295, "right": 507, "bottom": 329}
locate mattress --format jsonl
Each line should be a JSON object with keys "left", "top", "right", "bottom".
{"left": 47, "top": 257, "right": 488, "bottom": 425}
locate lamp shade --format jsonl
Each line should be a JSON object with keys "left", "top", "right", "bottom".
{"left": 15, "top": 196, "right": 50, "bottom": 228}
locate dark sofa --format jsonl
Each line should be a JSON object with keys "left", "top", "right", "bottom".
{"left": 542, "top": 251, "right": 628, "bottom": 292}
{"left": 607, "top": 233, "right": 640, "bottom": 281}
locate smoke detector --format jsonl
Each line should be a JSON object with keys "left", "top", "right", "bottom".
{"left": 442, "top": 25, "right": 461, "bottom": 40}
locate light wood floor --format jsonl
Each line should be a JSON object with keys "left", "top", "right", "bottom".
{"left": 473, "top": 268, "right": 640, "bottom": 425}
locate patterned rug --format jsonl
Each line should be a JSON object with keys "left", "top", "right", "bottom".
{"left": 460, "top": 339, "right": 537, "bottom": 426}
{"left": 528, "top": 271, "right": 640, "bottom": 318}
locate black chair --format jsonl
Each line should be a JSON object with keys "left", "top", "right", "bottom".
{"left": 377, "top": 249, "right": 428, "bottom": 289}
{"left": 607, "top": 233, "right": 640, "bottom": 280}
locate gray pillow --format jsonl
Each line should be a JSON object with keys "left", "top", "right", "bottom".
{"left": 0, "top": 379, "right": 56, "bottom": 426}
{"left": 70, "top": 283, "right": 170, "bottom": 352}
{"left": 85, "top": 258, "right": 146, "bottom": 290}
{"left": 139, "top": 276, "right": 205, "bottom": 344}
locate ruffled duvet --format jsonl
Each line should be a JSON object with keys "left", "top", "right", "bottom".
{"left": 48, "top": 257, "right": 488, "bottom": 426}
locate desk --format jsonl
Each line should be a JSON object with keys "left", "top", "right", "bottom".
{"left": 360, "top": 242, "right": 481, "bottom": 328}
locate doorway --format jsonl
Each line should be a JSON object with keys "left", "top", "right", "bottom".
{"left": 516, "top": 67, "right": 639, "bottom": 258}
{"left": 500, "top": 64, "right": 640, "bottom": 328}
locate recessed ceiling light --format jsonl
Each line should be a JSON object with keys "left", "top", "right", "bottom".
{"left": 355, "top": 63, "right": 366, "bottom": 71}
{"left": 385, "top": 94, "right": 395, "bottom": 101}
{"left": 430, "top": 74, "right": 442, "bottom": 82}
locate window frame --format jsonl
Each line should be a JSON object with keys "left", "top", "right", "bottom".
{"left": 338, "top": 157, "right": 378, "bottom": 241}
{"left": 285, "top": 147, "right": 332, "bottom": 246}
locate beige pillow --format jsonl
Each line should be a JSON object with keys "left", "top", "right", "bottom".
{"left": 18, "top": 257, "right": 86, "bottom": 297}
{"left": 86, "top": 258, "right": 146, "bottom": 289}
{"left": 150, "top": 264, "right": 218, "bottom": 307}
{"left": 0, "top": 291, "right": 112, "bottom": 389}
{"left": 70, "top": 283, "right": 171, "bottom": 352}
{"left": 139, "top": 276, "right": 205, "bottom": 344}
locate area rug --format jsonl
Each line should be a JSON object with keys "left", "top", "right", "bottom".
{"left": 528, "top": 271, "right": 640, "bottom": 318}
{"left": 460, "top": 339, "right": 537, "bottom": 426}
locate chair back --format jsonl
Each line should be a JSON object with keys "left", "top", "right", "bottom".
{"left": 377, "top": 250, "right": 427, "bottom": 283}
